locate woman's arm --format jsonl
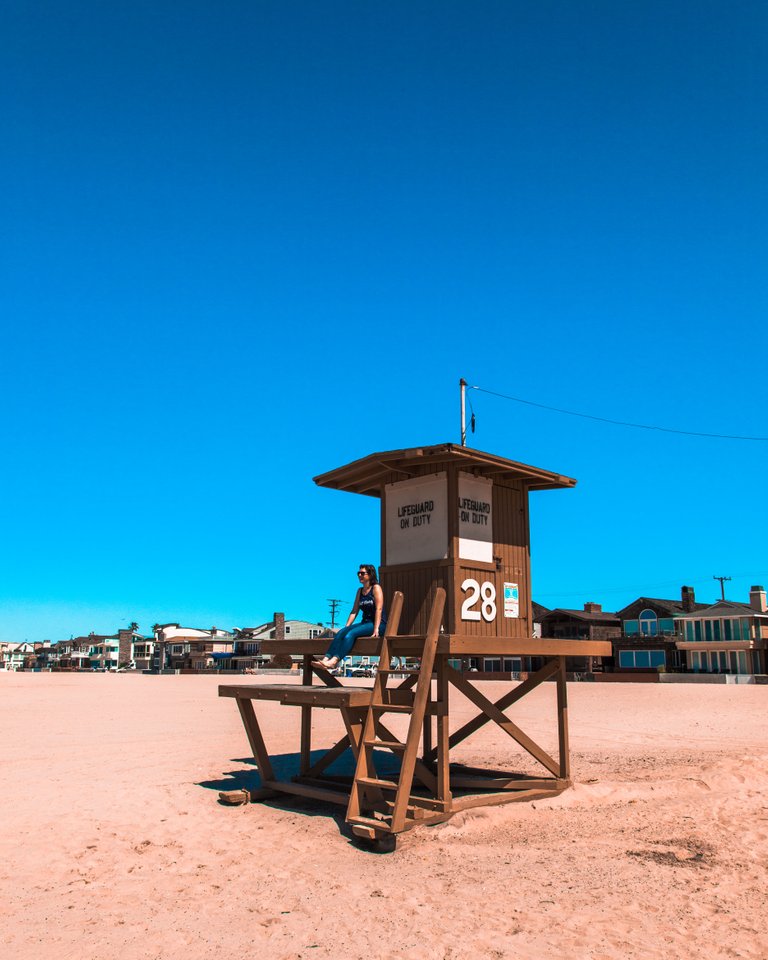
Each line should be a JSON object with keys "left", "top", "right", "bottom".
{"left": 344, "top": 588, "right": 362, "bottom": 627}
{"left": 371, "top": 584, "right": 384, "bottom": 636}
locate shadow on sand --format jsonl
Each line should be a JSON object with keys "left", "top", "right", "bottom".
{"left": 197, "top": 750, "right": 403, "bottom": 853}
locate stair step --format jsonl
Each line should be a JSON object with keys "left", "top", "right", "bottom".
{"left": 385, "top": 796, "right": 448, "bottom": 813}
{"left": 370, "top": 703, "right": 412, "bottom": 713}
{"left": 377, "top": 668, "right": 422, "bottom": 675}
{"left": 347, "top": 814, "right": 393, "bottom": 831}
{"left": 362, "top": 739, "right": 406, "bottom": 751}
{"left": 356, "top": 775, "right": 399, "bottom": 791}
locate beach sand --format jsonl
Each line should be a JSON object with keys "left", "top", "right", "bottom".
{"left": 1, "top": 671, "right": 767, "bottom": 960}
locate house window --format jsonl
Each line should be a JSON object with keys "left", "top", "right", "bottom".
{"left": 284, "top": 626, "right": 291, "bottom": 635}
{"left": 690, "top": 651, "right": 701, "bottom": 672}
{"left": 619, "top": 649, "right": 665, "bottom": 669}
{"left": 639, "top": 610, "right": 658, "bottom": 637}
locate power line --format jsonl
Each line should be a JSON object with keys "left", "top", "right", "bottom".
{"left": 327, "top": 599, "right": 344, "bottom": 631}
{"left": 713, "top": 575, "right": 732, "bottom": 601}
{"left": 471, "top": 385, "right": 768, "bottom": 442}
{"left": 534, "top": 571, "right": 766, "bottom": 599}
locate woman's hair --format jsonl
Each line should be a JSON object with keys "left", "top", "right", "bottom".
{"left": 359, "top": 563, "right": 378, "bottom": 585}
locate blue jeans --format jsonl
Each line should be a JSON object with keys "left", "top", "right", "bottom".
{"left": 324, "top": 621, "right": 384, "bottom": 661}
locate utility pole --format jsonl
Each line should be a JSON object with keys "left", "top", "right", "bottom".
{"left": 713, "top": 575, "right": 731, "bottom": 601}
{"left": 460, "top": 378, "right": 467, "bottom": 446}
{"left": 327, "top": 598, "right": 343, "bottom": 630}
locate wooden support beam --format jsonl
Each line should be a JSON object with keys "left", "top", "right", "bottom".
{"left": 556, "top": 656, "right": 571, "bottom": 781}
{"left": 300, "top": 655, "right": 313, "bottom": 774}
{"left": 436, "top": 658, "right": 451, "bottom": 806}
{"left": 303, "top": 734, "right": 353, "bottom": 777}
{"left": 444, "top": 667, "right": 561, "bottom": 777}
{"left": 450, "top": 785, "right": 566, "bottom": 812}
{"left": 260, "top": 779, "right": 351, "bottom": 806}
{"left": 447, "top": 774, "right": 566, "bottom": 791}
{"left": 312, "top": 662, "right": 344, "bottom": 687}
{"left": 236, "top": 698, "right": 276, "bottom": 783}
{"left": 340, "top": 708, "right": 365, "bottom": 761}
{"left": 425, "top": 658, "right": 560, "bottom": 760}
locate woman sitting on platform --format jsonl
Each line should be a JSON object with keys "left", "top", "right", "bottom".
{"left": 315, "top": 564, "right": 386, "bottom": 670}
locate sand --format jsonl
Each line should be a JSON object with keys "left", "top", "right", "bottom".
{"left": 1, "top": 671, "right": 767, "bottom": 960}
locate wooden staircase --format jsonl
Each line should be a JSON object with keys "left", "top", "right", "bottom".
{"left": 346, "top": 587, "right": 448, "bottom": 841}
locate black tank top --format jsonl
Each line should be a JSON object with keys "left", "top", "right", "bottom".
{"left": 359, "top": 587, "right": 386, "bottom": 625}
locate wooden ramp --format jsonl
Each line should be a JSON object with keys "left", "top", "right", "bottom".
{"left": 346, "top": 587, "right": 449, "bottom": 840}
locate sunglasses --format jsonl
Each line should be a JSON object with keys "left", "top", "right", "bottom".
{"left": 357, "top": 570, "right": 368, "bottom": 576}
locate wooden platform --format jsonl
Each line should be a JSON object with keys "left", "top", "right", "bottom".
{"left": 258, "top": 636, "right": 610, "bottom": 658}
{"left": 219, "top": 683, "right": 374, "bottom": 708}
{"left": 219, "top": 603, "right": 610, "bottom": 845}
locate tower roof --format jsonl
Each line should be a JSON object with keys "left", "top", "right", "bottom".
{"left": 314, "top": 443, "right": 576, "bottom": 497}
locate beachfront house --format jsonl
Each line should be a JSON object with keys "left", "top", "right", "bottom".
{"left": 89, "top": 635, "right": 121, "bottom": 670}
{"left": 131, "top": 636, "right": 155, "bottom": 671}
{"left": 55, "top": 635, "right": 93, "bottom": 671}
{"left": 458, "top": 601, "right": 552, "bottom": 676}
{"left": 531, "top": 601, "right": 550, "bottom": 639}
{"left": 613, "top": 586, "right": 709, "bottom": 673}
{"left": 674, "top": 586, "right": 768, "bottom": 676}
{"left": 33, "top": 643, "right": 57, "bottom": 670}
{"left": 223, "top": 613, "right": 334, "bottom": 671}
{"left": 0, "top": 642, "right": 36, "bottom": 671}
{"left": 49, "top": 626, "right": 145, "bottom": 671}
{"left": 538, "top": 603, "right": 621, "bottom": 673}
{"left": 0, "top": 642, "right": 13, "bottom": 669}
{"left": 152, "top": 624, "right": 235, "bottom": 672}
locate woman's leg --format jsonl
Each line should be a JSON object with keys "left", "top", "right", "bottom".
{"left": 322, "top": 622, "right": 374, "bottom": 662}
{"left": 321, "top": 625, "right": 351, "bottom": 663}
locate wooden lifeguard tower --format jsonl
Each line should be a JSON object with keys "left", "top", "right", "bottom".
{"left": 313, "top": 442, "right": 575, "bottom": 641}
{"left": 218, "top": 443, "right": 611, "bottom": 848}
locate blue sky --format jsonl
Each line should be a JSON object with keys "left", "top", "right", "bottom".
{"left": 2, "top": 1, "right": 767, "bottom": 642}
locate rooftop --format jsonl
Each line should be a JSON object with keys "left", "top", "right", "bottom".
{"left": 541, "top": 608, "right": 620, "bottom": 623}
{"left": 675, "top": 599, "right": 768, "bottom": 619}
{"left": 314, "top": 443, "right": 577, "bottom": 497}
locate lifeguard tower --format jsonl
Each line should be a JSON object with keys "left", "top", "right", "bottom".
{"left": 218, "top": 443, "right": 611, "bottom": 847}
{"left": 314, "top": 442, "right": 574, "bottom": 641}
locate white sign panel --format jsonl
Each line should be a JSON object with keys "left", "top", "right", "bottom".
{"left": 504, "top": 582, "right": 520, "bottom": 619}
{"left": 458, "top": 472, "right": 493, "bottom": 562}
{"left": 385, "top": 472, "right": 448, "bottom": 566}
